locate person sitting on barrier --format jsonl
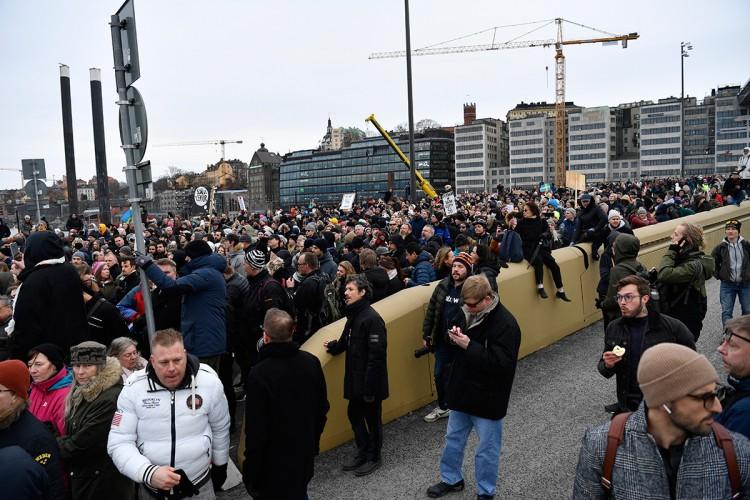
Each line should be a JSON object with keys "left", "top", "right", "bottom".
{"left": 324, "top": 274, "right": 388, "bottom": 477}
{"left": 575, "top": 343, "right": 750, "bottom": 499}
{"left": 572, "top": 193, "right": 608, "bottom": 258}
{"left": 421, "top": 252, "right": 473, "bottom": 423}
{"left": 515, "top": 201, "right": 571, "bottom": 301}
{"left": 426, "top": 274, "right": 521, "bottom": 500}
{"left": 598, "top": 275, "right": 695, "bottom": 415}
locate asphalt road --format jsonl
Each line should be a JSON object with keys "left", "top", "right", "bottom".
{"left": 221, "top": 279, "right": 728, "bottom": 499}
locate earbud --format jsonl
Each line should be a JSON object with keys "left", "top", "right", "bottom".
{"left": 662, "top": 403, "right": 672, "bottom": 415}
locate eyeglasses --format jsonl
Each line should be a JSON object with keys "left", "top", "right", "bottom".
{"left": 722, "top": 329, "right": 750, "bottom": 345}
{"left": 685, "top": 391, "right": 720, "bottom": 410}
{"left": 463, "top": 298, "right": 483, "bottom": 308}
{"left": 615, "top": 293, "right": 642, "bottom": 303}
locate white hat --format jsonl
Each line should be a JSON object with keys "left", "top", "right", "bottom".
{"left": 608, "top": 210, "right": 621, "bottom": 220}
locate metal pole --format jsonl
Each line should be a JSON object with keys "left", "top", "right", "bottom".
{"left": 680, "top": 43, "right": 684, "bottom": 178}
{"left": 90, "top": 68, "right": 112, "bottom": 225}
{"left": 110, "top": 15, "right": 156, "bottom": 343}
{"left": 32, "top": 163, "right": 42, "bottom": 224}
{"left": 59, "top": 64, "right": 79, "bottom": 216}
{"left": 404, "top": 0, "right": 417, "bottom": 204}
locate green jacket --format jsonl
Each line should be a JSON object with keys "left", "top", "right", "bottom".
{"left": 601, "top": 234, "right": 646, "bottom": 322}
{"left": 57, "top": 358, "right": 135, "bottom": 500}
{"left": 657, "top": 247, "right": 715, "bottom": 298}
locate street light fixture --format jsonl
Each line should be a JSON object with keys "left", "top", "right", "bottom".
{"left": 680, "top": 41, "right": 693, "bottom": 178}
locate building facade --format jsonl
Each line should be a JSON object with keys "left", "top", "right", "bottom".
{"left": 454, "top": 104, "right": 509, "bottom": 193}
{"left": 567, "top": 106, "right": 616, "bottom": 183}
{"left": 280, "top": 131, "right": 454, "bottom": 207}
{"left": 715, "top": 84, "right": 750, "bottom": 174}
{"left": 247, "top": 143, "right": 282, "bottom": 212}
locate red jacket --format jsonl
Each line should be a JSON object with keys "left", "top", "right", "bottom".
{"left": 28, "top": 366, "right": 73, "bottom": 437}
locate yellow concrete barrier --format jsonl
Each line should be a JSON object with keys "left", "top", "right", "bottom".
{"left": 237, "top": 204, "right": 750, "bottom": 462}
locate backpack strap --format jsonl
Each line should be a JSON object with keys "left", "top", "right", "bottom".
{"left": 571, "top": 245, "right": 590, "bottom": 270}
{"left": 87, "top": 297, "right": 107, "bottom": 320}
{"left": 712, "top": 422, "right": 742, "bottom": 499}
{"left": 601, "top": 411, "right": 632, "bottom": 494}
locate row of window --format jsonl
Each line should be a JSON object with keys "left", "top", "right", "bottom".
{"left": 510, "top": 129, "right": 543, "bottom": 137}
{"left": 642, "top": 115, "right": 680, "bottom": 125}
{"left": 510, "top": 156, "right": 544, "bottom": 165}
{"left": 570, "top": 153, "right": 607, "bottom": 161}
{"left": 455, "top": 134, "right": 485, "bottom": 143}
{"left": 570, "top": 122, "right": 606, "bottom": 131}
{"left": 641, "top": 126, "right": 681, "bottom": 135}
{"left": 642, "top": 104, "right": 681, "bottom": 114}
{"left": 455, "top": 170, "right": 485, "bottom": 178}
{"left": 513, "top": 147, "right": 544, "bottom": 155}
{"left": 569, "top": 132, "right": 606, "bottom": 141}
{"left": 641, "top": 158, "right": 680, "bottom": 166}
{"left": 456, "top": 153, "right": 485, "bottom": 160}
{"left": 569, "top": 163, "right": 606, "bottom": 171}
{"left": 570, "top": 142, "right": 606, "bottom": 151}
{"left": 456, "top": 143, "right": 483, "bottom": 151}
{"left": 641, "top": 147, "right": 681, "bottom": 156}
{"left": 642, "top": 136, "right": 680, "bottom": 145}
{"left": 685, "top": 118, "right": 707, "bottom": 126}
{"left": 684, "top": 157, "right": 715, "bottom": 166}
{"left": 511, "top": 138, "right": 543, "bottom": 147}
{"left": 456, "top": 125, "right": 483, "bottom": 134}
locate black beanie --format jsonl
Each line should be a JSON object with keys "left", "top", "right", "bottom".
{"left": 29, "top": 343, "right": 65, "bottom": 371}
{"left": 184, "top": 240, "right": 212, "bottom": 259}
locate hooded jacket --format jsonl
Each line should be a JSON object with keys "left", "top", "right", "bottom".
{"left": 717, "top": 374, "right": 750, "bottom": 441}
{"left": 9, "top": 231, "right": 88, "bottom": 361}
{"left": 318, "top": 251, "right": 338, "bottom": 281}
{"left": 600, "top": 234, "right": 647, "bottom": 322}
{"left": 29, "top": 367, "right": 73, "bottom": 437}
{"left": 573, "top": 202, "right": 608, "bottom": 243}
{"left": 144, "top": 253, "right": 227, "bottom": 357}
{"left": 58, "top": 358, "right": 134, "bottom": 500}
{"left": 407, "top": 250, "right": 436, "bottom": 287}
{"left": 107, "top": 354, "right": 230, "bottom": 490}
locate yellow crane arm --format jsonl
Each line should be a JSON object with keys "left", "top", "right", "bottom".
{"left": 365, "top": 114, "right": 438, "bottom": 199}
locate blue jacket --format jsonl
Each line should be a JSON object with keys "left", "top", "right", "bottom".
{"left": 144, "top": 253, "right": 227, "bottom": 357}
{"left": 499, "top": 230, "right": 523, "bottom": 263}
{"left": 560, "top": 218, "right": 577, "bottom": 247}
{"left": 717, "top": 375, "right": 750, "bottom": 441}
{"left": 407, "top": 251, "right": 436, "bottom": 287}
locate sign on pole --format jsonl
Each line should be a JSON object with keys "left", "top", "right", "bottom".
{"left": 565, "top": 171, "right": 586, "bottom": 191}
{"left": 340, "top": 193, "right": 356, "bottom": 210}
{"left": 442, "top": 192, "right": 458, "bottom": 216}
{"left": 238, "top": 196, "right": 246, "bottom": 211}
{"left": 194, "top": 186, "right": 209, "bottom": 207}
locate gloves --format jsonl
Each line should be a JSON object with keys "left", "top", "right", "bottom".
{"left": 363, "top": 395, "right": 375, "bottom": 404}
{"left": 211, "top": 463, "right": 228, "bottom": 492}
{"left": 135, "top": 252, "right": 153, "bottom": 269}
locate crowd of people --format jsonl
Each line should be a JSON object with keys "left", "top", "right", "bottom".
{"left": 0, "top": 173, "right": 749, "bottom": 499}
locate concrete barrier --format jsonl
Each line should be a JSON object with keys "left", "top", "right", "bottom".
{"left": 238, "top": 204, "right": 750, "bottom": 459}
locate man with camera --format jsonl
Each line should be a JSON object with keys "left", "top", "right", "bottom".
{"left": 420, "top": 252, "right": 473, "bottom": 423}
{"left": 426, "top": 274, "right": 521, "bottom": 499}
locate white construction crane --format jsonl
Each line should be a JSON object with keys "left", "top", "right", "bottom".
{"left": 370, "top": 18, "right": 639, "bottom": 187}
{"left": 152, "top": 139, "right": 244, "bottom": 161}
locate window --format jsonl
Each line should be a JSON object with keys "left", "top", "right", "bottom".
{"left": 642, "top": 115, "right": 680, "bottom": 125}
{"left": 641, "top": 148, "right": 681, "bottom": 156}
{"left": 642, "top": 104, "right": 680, "bottom": 114}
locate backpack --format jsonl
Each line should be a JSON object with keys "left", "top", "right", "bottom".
{"left": 259, "top": 278, "right": 296, "bottom": 319}
{"left": 316, "top": 276, "right": 342, "bottom": 327}
{"left": 655, "top": 261, "right": 702, "bottom": 316}
{"left": 601, "top": 412, "right": 741, "bottom": 498}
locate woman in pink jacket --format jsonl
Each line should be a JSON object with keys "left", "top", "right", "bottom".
{"left": 27, "top": 343, "right": 72, "bottom": 436}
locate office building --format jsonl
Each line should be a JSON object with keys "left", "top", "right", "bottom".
{"left": 279, "top": 130, "right": 454, "bottom": 207}
{"left": 566, "top": 106, "right": 616, "bottom": 182}
{"left": 247, "top": 142, "right": 282, "bottom": 212}
{"left": 454, "top": 103, "right": 509, "bottom": 193}
{"left": 638, "top": 98, "right": 683, "bottom": 177}
{"left": 716, "top": 84, "right": 750, "bottom": 174}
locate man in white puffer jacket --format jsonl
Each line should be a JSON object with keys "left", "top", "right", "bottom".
{"left": 108, "top": 328, "right": 230, "bottom": 499}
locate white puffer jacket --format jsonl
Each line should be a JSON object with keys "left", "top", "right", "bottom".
{"left": 107, "top": 355, "right": 230, "bottom": 487}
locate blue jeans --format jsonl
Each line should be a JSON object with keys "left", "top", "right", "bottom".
{"left": 439, "top": 410, "right": 503, "bottom": 496}
{"left": 720, "top": 281, "right": 750, "bottom": 325}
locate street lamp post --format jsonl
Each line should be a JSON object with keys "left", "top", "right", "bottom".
{"left": 680, "top": 41, "right": 693, "bottom": 178}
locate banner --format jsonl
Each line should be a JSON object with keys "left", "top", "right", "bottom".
{"left": 442, "top": 192, "right": 458, "bottom": 216}
{"left": 340, "top": 193, "right": 356, "bottom": 210}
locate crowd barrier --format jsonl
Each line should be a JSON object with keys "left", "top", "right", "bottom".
{"left": 239, "top": 203, "right": 750, "bottom": 460}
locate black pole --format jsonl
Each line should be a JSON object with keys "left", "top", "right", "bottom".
{"left": 89, "top": 68, "right": 111, "bottom": 224}
{"left": 59, "top": 64, "right": 79, "bottom": 216}
{"left": 404, "top": 0, "right": 417, "bottom": 204}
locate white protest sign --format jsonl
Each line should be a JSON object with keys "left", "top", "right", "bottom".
{"left": 340, "top": 193, "right": 356, "bottom": 210}
{"left": 194, "top": 186, "right": 209, "bottom": 207}
{"left": 238, "top": 196, "right": 246, "bottom": 211}
{"left": 442, "top": 192, "right": 458, "bottom": 216}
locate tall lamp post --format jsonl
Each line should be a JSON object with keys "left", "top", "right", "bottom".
{"left": 404, "top": 0, "right": 417, "bottom": 204}
{"left": 680, "top": 41, "right": 693, "bottom": 178}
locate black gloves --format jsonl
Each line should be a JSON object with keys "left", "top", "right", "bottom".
{"left": 211, "top": 463, "right": 228, "bottom": 492}
{"left": 135, "top": 252, "right": 154, "bottom": 269}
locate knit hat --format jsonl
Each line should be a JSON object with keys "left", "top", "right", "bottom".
{"left": 637, "top": 343, "right": 718, "bottom": 408}
{"left": 184, "top": 240, "right": 212, "bottom": 259}
{"left": 453, "top": 252, "right": 473, "bottom": 273}
{"left": 726, "top": 219, "right": 742, "bottom": 231}
{"left": 305, "top": 223, "right": 317, "bottom": 232}
{"left": 239, "top": 234, "right": 253, "bottom": 243}
{"left": 0, "top": 360, "right": 30, "bottom": 400}
{"left": 72, "top": 251, "right": 87, "bottom": 261}
{"left": 312, "top": 238, "right": 328, "bottom": 251}
{"left": 580, "top": 193, "right": 593, "bottom": 202}
{"left": 454, "top": 234, "right": 469, "bottom": 247}
{"left": 29, "top": 343, "right": 65, "bottom": 371}
{"left": 608, "top": 210, "right": 621, "bottom": 221}
{"left": 637, "top": 207, "right": 647, "bottom": 215}
{"left": 245, "top": 249, "right": 266, "bottom": 270}
{"left": 351, "top": 237, "right": 365, "bottom": 249}
{"left": 70, "top": 341, "right": 107, "bottom": 366}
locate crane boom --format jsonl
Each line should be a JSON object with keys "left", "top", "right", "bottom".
{"left": 365, "top": 114, "right": 438, "bottom": 199}
{"left": 152, "top": 139, "right": 243, "bottom": 160}
{"left": 369, "top": 18, "right": 638, "bottom": 187}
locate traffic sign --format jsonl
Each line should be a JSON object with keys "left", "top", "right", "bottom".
{"left": 114, "top": 0, "right": 141, "bottom": 86}
{"left": 118, "top": 86, "right": 148, "bottom": 164}
{"left": 24, "top": 179, "right": 48, "bottom": 198}
{"left": 21, "top": 159, "right": 46, "bottom": 180}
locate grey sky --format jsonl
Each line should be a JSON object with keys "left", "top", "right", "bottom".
{"left": 1, "top": 0, "right": 747, "bottom": 190}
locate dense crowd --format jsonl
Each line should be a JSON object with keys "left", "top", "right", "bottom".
{"left": 0, "top": 173, "right": 749, "bottom": 499}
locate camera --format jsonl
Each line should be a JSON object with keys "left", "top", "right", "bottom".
{"left": 414, "top": 345, "right": 433, "bottom": 358}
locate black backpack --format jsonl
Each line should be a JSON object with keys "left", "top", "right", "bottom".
{"left": 259, "top": 278, "right": 296, "bottom": 319}
{"left": 305, "top": 275, "right": 342, "bottom": 328}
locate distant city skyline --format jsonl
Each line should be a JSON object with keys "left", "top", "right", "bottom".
{"left": 1, "top": 0, "right": 747, "bottom": 189}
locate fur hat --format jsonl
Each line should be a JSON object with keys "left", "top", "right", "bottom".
{"left": 637, "top": 343, "right": 718, "bottom": 408}
{"left": 0, "top": 360, "right": 30, "bottom": 400}
{"left": 70, "top": 341, "right": 108, "bottom": 366}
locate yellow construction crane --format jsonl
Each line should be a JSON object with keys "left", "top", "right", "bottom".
{"left": 152, "top": 139, "right": 244, "bottom": 161}
{"left": 370, "top": 18, "right": 639, "bottom": 187}
{"left": 366, "top": 114, "right": 438, "bottom": 199}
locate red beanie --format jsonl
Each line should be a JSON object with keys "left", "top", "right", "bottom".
{"left": 0, "top": 360, "right": 30, "bottom": 400}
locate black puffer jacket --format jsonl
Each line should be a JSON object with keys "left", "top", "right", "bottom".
{"left": 446, "top": 296, "right": 521, "bottom": 420}
{"left": 597, "top": 307, "right": 695, "bottom": 411}
{"left": 326, "top": 299, "right": 388, "bottom": 401}
{"left": 574, "top": 204, "right": 608, "bottom": 243}
{"left": 363, "top": 267, "right": 390, "bottom": 303}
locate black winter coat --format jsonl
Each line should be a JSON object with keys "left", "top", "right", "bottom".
{"left": 446, "top": 298, "right": 521, "bottom": 420}
{"left": 515, "top": 217, "right": 550, "bottom": 260}
{"left": 294, "top": 271, "right": 326, "bottom": 342}
{"left": 10, "top": 232, "right": 87, "bottom": 361}
{"left": 57, "top": 358, "right": 135, "bottom": 500}
{"left": 363, "top": 267, "right": 390, "bottom": 303}
{"left": 84, "top": 295, "right": 130, "bottom": 346}
{"left": 226, "top": 272, "right": 250, "bottom": 352}
{"left": 597, "top": 308, "right": 695, "bottom": 411}
{"left": 327, "top": 299, "right": 389, "bottom": 400}
{"left": 243, "top": 342, "right": 329, "bottom": 500}
{"left": 0, "top": 409, "right": 66, "bottom": 500}
{"left": 574, "top": 205, "right": 608, "bottom": 243}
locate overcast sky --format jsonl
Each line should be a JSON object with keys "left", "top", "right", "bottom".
{"left": 1, "top": 0, "right": 747, "bottom": 190}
